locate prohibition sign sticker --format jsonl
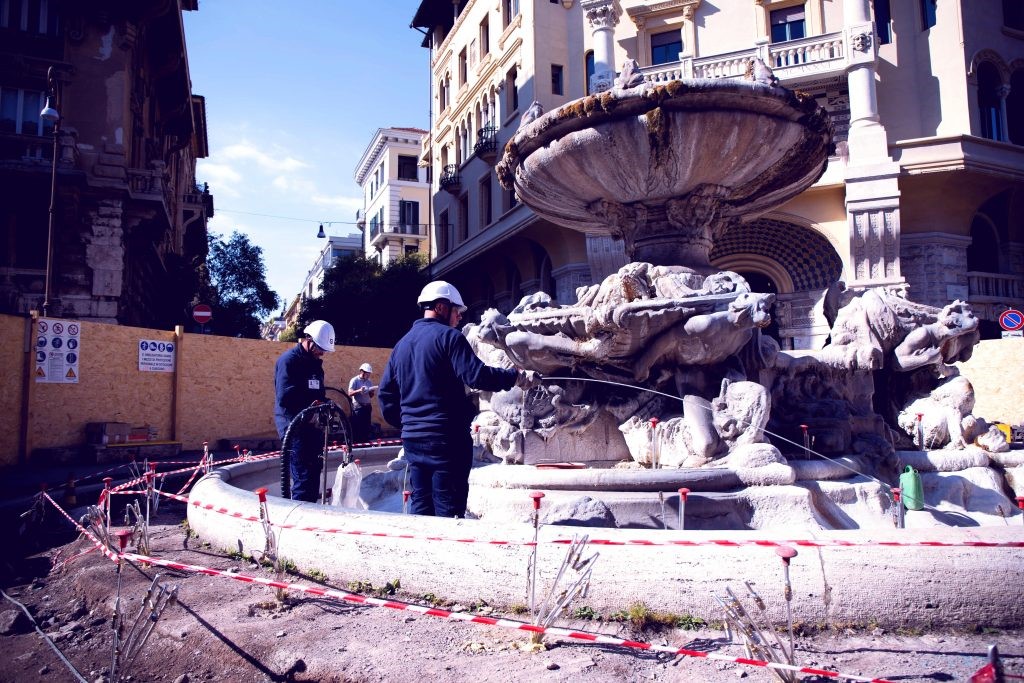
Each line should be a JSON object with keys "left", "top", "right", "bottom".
{"left": 999, "top": 308, "right": 1024, "bottom": 332}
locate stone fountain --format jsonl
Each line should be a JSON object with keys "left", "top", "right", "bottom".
{"left": 183, "top": 63, "right": 1024, "bottom": 631}
{"left": 421, "top": 64, "right": 1022, "bottom": 530}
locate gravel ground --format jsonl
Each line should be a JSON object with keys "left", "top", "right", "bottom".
{"left": 0, "top": 503, "right": 1021, "bottom": 683}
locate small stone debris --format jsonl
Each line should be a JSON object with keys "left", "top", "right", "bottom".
{"left": 0, "top": 609, "right": 28, "bottom": 635}
{"left": 404, "top": 616, "right": 415, "bottom": 623}
{"left": 172, "top": 675, "right": 190, "bottom": 683}
{"left": 451, "top": 604, "right": 467, "bottom": 612}
{"left": 275, "top": 630, "right": 286, "bottom": 637}
{"left": 38, "top": 666, "right": 50, "bottom": 675}
{"left": 736, "top": 671, "right": 748, "bottom": 678}
{"left": 545, "top": 661, "right": 559, "bottom": 670}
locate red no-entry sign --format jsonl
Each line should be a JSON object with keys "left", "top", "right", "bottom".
{"left": 192, "top": 304, "right": 213, "bottom": 325}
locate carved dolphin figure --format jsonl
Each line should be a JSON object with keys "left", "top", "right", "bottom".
{"left": 519, "top": 100, "right": 544, "bottom": 128}
{"left": 746, "top": 57, "right": 779, "bottom": 86}
{"left": 615, "top": 59, "right": 646, "bottom": 90}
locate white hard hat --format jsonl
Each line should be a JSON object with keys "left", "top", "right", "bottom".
{"left": 303, "top": 320, "right": 335, "bottom": 352}
{"left": 359, "top": 362, "right": 373, "bottom": 373}
{"left": 418, "top": 280, "right": 467, "bottom": 312}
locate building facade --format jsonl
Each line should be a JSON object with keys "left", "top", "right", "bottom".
{"left": 412, "top": 0, "right": 1024, "bottom": 348}
{"left": 0, "top": 0, "right": 213, "bottom": 328}
{"left": 353, "top": 127, "right": 431, "bottom": 265}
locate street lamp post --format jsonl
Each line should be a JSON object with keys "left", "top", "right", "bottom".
{"left": 40, "top": 66, "right": 61, "bottom": 317}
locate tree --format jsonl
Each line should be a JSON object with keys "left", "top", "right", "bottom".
{"left": 204, "top": 231, "right": 280, "bottom": 338}
{"left": 300, "top": 253, "right": 428, "bottom": 347}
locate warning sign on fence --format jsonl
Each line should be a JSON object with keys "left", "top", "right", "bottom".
{"left": 138, "top": 339, "right": 176, "bottom": 372}
{"left": 35, "top": 318, "right": 80, "bottom": 384}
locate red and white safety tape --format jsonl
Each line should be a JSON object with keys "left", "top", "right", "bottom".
{"left": 171, "top": 490, "right": 1024, "bottom": 549}
{"left": 117, "top": 549, "right": 893, "bottom": 683}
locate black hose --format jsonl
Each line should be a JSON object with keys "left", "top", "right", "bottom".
{"left": 279, "top": 400, "right": 349, "bottom": 499}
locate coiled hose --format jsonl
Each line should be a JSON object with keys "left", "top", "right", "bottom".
{"left": 279, "top": 401, "right": 350, "bottom": 500}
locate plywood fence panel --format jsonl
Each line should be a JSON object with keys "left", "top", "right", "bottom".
{"left": 174, "top": 334, "right": 392, "bottom": 450}
{"left": 26, "top": 320, "right": 176, "bottom": 454}
{"left": 0, "top": 315, "right": 29, "bottom": 467}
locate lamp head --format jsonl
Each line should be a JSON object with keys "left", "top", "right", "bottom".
{"left": 40, "top": 97, "right": 60, "bottom": 124}
{"left": 316, "top": 223, "right": 326, "bottom": 239}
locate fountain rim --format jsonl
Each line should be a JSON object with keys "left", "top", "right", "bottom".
{"left": 496, "top": 77, "right": 833, "bottom": 190}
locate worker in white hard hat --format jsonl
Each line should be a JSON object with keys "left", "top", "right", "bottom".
{"left": 347, "top": 362, "right": 376, "bottom": 443}
{"left": 273, "top": 320, "right": 336, "bottom": 501}
{"left": 379, "top": 281, "right": 541, "bottom": 517}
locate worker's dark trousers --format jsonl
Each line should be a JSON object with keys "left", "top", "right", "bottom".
{"left": 351, "top": 403, "right": 372, "bottom": 443}
{"left": 403, "top": 436, "right": 473, "bottom": 517}
{"left": 287, "top": 426, "right": 323, "bottom": 503}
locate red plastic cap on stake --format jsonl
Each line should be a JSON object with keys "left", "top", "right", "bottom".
{"left": 650, "top": 417, "right": 659, "bottom": 428}
{"left": 255, "top": 487, "right": 268, "bottom": 503}
{"left": 103, "top": 477, "right": 113, "bottom": 488}
{"left": 529, "top": 491, "right": 545, "bottom": 510}
{"left": 799, "top": 424, "right": 808, "bottom": 432}
{"left": 1016, "top": 496, "right": 1024, "bottom": 511}
{"left": 775, "top": 545, "right": 798, "bottom": 562}
{"left": 149, "top": 462, "right": 158, "bottom": 472}
{"left": 403, "top": 490, "right": 411, "bottom": 502}
{"left": 233, "top": 444, "right": 241, "bottom": 452}
{"left": 354, "top": 459, "right": 361, "bottom": 465}
{"left": 915, "top": 413, "right": 923, "bottom": 421}
{"left": 115, "top": 529, "right": 132, "bottom": 551}
{"left": 892, "top": 487, "right": 902, "bottom": 502}
{"left": 678, "top": 487, "right": 690, "bottom": 500}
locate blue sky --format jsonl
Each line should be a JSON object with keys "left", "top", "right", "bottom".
{"left": 183, "top": 1, "right": 429, "bottom": 308}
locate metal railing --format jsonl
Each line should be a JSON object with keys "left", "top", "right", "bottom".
{"left": 439, "top": 164, "right": 461, "bottom": 192}
{"left": 370, "top": 223, "right": 429, "bottom": 240}
{"left": 474, "top": 126, "right": 498, "bottom": 159}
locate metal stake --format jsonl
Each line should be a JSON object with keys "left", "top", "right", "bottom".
{"left": 677, "top": 488, "right": 690, "bottom": 530}
{"left": 775, "top": 545, "right": 798, "bottom": 660}
{"left": 528, "top": 491, "right": 544, "bottom": 620}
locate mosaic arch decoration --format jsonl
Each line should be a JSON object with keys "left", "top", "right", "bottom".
{"left": 710, "top": 218, "right": 842, "bottom": 291}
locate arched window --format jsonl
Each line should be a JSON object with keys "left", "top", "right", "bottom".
{"left": 967, "top": 215, "right": 1001, "bottom": 273}
{"left": 1008, "top": 69, "right": 1024, "bottom": 146}
{"left": 585, "top": 50, "right": 595, "bottom": 95}
{"left": 977, "top": 62, "right": 1003, "bottom": 141}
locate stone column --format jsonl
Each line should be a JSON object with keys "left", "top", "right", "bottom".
{"left": 582, "top": 0, "right": 617, "bottom": 93}
{"left": 997, "top": 84, "right": 1011, "bottom": 143}
{"left": 844, "top": 0, "right": 888, "bottom": 164}
{"left": 843, "top": 0, "right": 903, "bottom": 293}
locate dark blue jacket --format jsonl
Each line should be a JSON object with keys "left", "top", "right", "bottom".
{"left": 274, "top": 343, "right": 325, "bottom": 437}
{"left": 379, "top": 318, "right": 518, "bottom": 443}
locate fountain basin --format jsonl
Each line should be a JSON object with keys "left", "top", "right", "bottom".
{"left": 497, "top": 79, "right": 833, "bottom": 267}
{"left": 186, "top": 456, "right": 1024, "bottom": 628}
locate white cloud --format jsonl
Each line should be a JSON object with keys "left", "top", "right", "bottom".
{"left": 311, "top": 194, "right": 362, "bottom": 211}
{"left": 221, "top": 141, "right": 307, "bottom": 173}
{"left": 196, "top": 161, "right": 243, "bottom": 197}
{"left": 271, "top": 175, "right": 317, "bottom": 194}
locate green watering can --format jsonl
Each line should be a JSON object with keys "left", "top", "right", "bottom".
{"left": 899, "top": 465, "right": 924, "bottom": 511}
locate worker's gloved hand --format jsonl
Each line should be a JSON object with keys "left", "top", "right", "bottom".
{"left": 516, "top": 369, "right": 542, "bottom": 389}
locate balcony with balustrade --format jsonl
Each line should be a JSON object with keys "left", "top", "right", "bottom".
{"left": 967, "top": 271, "right": 1024, "bottom": 304}
{"left": 370, "top": 222, "right": 430, "bottom": 249}
{"left": 640, "top": 31, "right": 847, "bottom": 87}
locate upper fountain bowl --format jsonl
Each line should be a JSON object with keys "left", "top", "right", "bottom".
{"left": 496, "top": 78, "right": 834, "bottom": 268}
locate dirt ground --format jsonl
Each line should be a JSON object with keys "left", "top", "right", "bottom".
{"left": 1, "top": 501, "right": 1022, "bottom": 683}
